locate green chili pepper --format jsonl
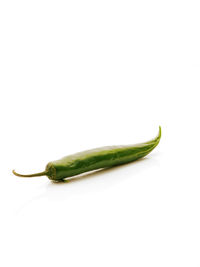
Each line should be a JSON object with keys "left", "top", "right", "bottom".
{"left": 13, "top": 126, "right": 161, "bottom": 181}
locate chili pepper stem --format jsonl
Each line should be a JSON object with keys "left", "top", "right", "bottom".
{"left": 12, "top": 169, "right": 48, "bottom": 178}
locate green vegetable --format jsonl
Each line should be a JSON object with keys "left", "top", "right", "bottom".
{"left": 13, "top": 126, "right": 161, "bottom": 181}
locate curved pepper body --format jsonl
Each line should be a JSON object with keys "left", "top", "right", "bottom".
{"left": 45, "top": 126, "right": 161, "bottom": 180}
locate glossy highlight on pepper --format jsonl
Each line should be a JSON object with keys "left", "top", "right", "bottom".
{"left": 13, "top": 126, "right": 161, "bottom": 181}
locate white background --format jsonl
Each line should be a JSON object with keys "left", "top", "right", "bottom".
{"left": 0, "top": 0, "right": 200, "bottom": 266}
